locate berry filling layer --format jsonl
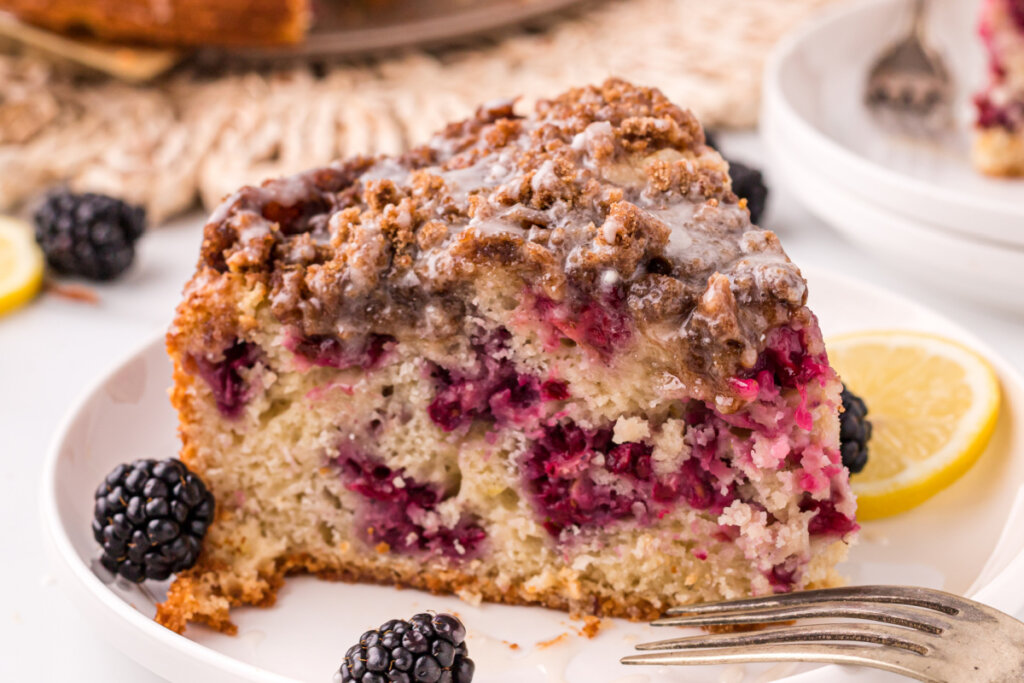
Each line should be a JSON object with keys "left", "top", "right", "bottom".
{"left": 740, "top": 325, "right": 830, "bottom": 391}
{"left": 975, "top": 93, "right": 1024, "bottom": 130}
{"left": 421, "top": 323, "right": 854, "bottom": 556}
{"left": 286, "top": 331, "right": 395, "bottom": 371}
{"left": 336, "top": 450, "right": 486, "bottom": 559}
{"left": 531, "top": 287, "right": 632, "bottom": 358}
{"left": 520, "top": 420, "right": 737, "bottom": 538}
{"left": 192, "top": 340, "right": 261, "bottom": 418}
{"left": 426, "top": 329, "right": 558, "bottom": 432}
{"left": 192, "top": 319, "right": 851, "bottom": 597}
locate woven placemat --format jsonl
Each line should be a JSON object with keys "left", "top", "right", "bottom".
{"left": 0, "top": 0, "right": 837, "bottom": 224}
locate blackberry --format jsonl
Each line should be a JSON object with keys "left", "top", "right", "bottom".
{"left": 702, "top": 131, "right": 770, "bottom": 224}
{"left": 34, "top": 190, "right": 146, "bottom": 281}
{"left": 839, "top": 384, "right": 872, "bottom": 474}
{"left": 728, "top": 160, "right": 769, "bottom": 225}
{"left": 92, "top": 458, "right": 214, "bottom": 582}
{"left": 339, "top": 613, "right": 475, "bottom": 683}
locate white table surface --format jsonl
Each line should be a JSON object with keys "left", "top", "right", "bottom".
{"left": 2, "top": 132, "right": 1022, "bottom": 682}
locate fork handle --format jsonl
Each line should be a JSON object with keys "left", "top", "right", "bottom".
{"left": 911, "top": 0, "right": 927, "bottom": 37}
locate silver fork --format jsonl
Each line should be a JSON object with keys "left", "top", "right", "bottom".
{"left": 864, "top": 0, "right": 953, "bottom": 135}
{"left": 621, "top": 585, "right": 1024, "bottom": 682}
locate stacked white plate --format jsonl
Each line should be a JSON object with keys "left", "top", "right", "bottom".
{"left": 762, "top": 0, "right": 1024, "bottom": 314}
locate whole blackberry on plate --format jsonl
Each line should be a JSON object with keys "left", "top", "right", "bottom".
{"left": 339, "top": 612, "right": 475, "bottom": 683}
{"left": 839, "top": 384, "right": 872, "bottom": 474}
{"left": 34, "top": 190, "right": 146, "bottom": 281}
{"left": 92, "top": 458, "right": 213, "bottom": 582}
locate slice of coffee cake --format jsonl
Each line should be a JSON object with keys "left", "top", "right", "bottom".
{"left": 158, "top": 79, "right": 857, "bottom": 635}
{"left": 975, "top": 0, "right": 1024, "bottom": 176}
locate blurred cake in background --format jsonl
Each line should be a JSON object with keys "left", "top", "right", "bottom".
{"left": 0, "top": 0, "right": 309, "bottom": 45}
{"left": 974, "top": 0, "right": 1024, "bottom": 176}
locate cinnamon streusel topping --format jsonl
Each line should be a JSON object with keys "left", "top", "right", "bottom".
{"left": 188, "top": 79, "right": 809, "bottom": 405}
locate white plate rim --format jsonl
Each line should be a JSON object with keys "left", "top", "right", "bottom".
{"left": 763, "top": 0, "right": 1024, "bottom": 246}
{"left": 40, "top": 275, "right": 1024, "bottom": 682}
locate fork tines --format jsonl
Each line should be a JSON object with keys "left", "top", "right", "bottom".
{"left": 621, "top": 585, "right": 1003, "bottom": 682}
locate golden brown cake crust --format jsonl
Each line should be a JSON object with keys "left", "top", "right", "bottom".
{"left": 155, "top": 553, "right": 662, "bottom": 635}
{"left": 155, "top": 549, "right": 845, "bottom": 635}
{"left": 0, "top": 0, "right": 308, "bottom": 46}
{"left": 179, "top": 79, "right": 810, "bottom": 408}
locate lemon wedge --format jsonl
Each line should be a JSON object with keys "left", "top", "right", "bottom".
{"left": 0, "top": 216, "right": 44, "bottom": 317}
{"left": 827, "top": 330, "right": 1001, "bottom": 520}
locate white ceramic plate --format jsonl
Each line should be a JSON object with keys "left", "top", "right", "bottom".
{"left": 42, "top": 268, "right": 1024, "bottom": 683}
{"left": 762, "top": 0, "right": 1024, "bottom": 247}
{"left": 763, "top": 115, "right": 1024, "bottom": 315}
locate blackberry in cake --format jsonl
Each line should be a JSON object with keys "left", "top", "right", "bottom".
{"left": 974, "top": 0, "right": 1024, "bottom": 176}
{"left": 157, "top": 79, "right": 857, "bottom": 635}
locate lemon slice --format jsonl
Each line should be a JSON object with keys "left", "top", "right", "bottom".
{"left": 827, "top": 330, "right": 1001, "bottom": 520}
{"left": 0, "top": 216, "right": 44, "bottom": 317}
